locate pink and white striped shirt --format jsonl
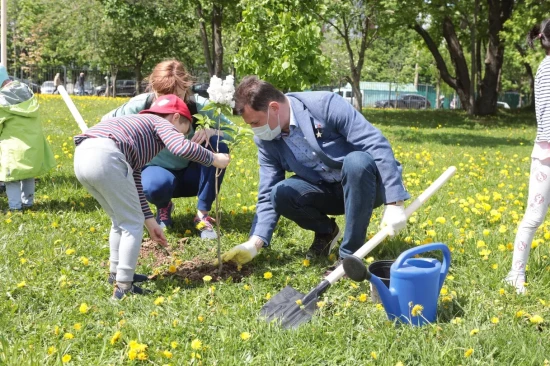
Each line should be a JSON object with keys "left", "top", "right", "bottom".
{"left": 74, "top": 113, "right": 213, "bottom": 218}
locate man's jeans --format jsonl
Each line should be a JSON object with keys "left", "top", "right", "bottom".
{"left": 142, "top": 136, "right": 229, "bottom": 212}
{"left": 271, "top": 151, "right": 383, "bottom": 259}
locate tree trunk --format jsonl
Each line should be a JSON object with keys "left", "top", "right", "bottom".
{"left": 197, "top": 3, "right": 214, "bottom": 77}
{"left": 469, "top": 0, "right": 479, "bottom": 114}
{"left": 516, "top": 43, "right": 535, "bottom": 110}
{"left": 413, "top": 21, "right": 472, "bottom": 113}
{"left": 475, "top": 0, "right": 514, "bottom": 116}
{"left": 135, "top": 62, "right": 142, "bottom": 95}
{"left": 346, "top": 71, "right": 362, "bottom": 111}
{"left": 212, "top": 3, "right": 223, "bottom": 77}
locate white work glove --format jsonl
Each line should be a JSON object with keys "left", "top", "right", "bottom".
{"left": 221, "top": 238, "right": 260, "bottom": 265}
{"left": 380, "top": 202, "right": 407, "bottom": 237}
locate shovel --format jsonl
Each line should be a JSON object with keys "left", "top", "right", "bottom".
{"left": 260, "top": 166, "right": 457, "bottom": 329}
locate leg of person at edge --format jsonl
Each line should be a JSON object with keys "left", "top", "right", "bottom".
{"left": 504, "top": 19, "right": 550, "bottom": 294}
{"left": 101, "top": 59, "right": 235, "bottom": 239}
{"left": 220, "top": 76, "right": 410, "bottom": 270}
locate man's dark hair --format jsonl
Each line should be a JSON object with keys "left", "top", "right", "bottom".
{"left": 234, "top": 76, "right": 286, "bottom": 114}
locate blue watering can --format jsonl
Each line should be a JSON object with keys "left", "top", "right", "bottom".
{"left": 343, "top": 243, "right": 451, "bottom": 326}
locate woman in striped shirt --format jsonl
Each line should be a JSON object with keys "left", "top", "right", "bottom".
{"left": 73, "top": 95, "right": 230, "bottom": 299}
{"left": 505, "top": 19, "right": 550, "bottom": 294}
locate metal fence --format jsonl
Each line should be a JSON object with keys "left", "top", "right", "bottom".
{"left": 330, "top": 82, "right": 531, "bottom": 110}
{"left": 10, "top": 65, "right": 139, "bottom": 96}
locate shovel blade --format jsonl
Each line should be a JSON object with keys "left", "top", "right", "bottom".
{"left": 260, "top": 281, "right": 330, "bottom": 329}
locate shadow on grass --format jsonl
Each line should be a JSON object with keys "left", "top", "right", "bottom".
{"left": 365, "top": 108, "right": 536, "bottom": 130}
{"left": 391, "top": 129, "right": 532, "bottom": 147}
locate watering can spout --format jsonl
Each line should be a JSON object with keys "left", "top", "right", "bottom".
{"left": 368, "top": 274, "right": 399, "bottom": 319}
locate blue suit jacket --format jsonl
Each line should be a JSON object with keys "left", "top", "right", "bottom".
{"left": 250, "top": 91, "right": 409, "bottom": 244}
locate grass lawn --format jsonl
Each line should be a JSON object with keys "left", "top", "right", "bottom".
{"left": 1, "top": 94, "right": 548, "bottom": 365}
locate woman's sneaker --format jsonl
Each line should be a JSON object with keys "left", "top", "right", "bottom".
{"left": 156, "top": 201, "right": 175, "bottom": 229}
{"left": 194, "top": 215, "right": 217, "bottom": 240}
{"left": 108, "top": 273, "right": 150, "bottom": 285}
{"left": 112, "top": 284, "right": 151, "bottom": 300}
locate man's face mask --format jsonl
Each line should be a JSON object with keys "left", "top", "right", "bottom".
{"left": 251, "top": 107, "right": 281, "bottom": 141}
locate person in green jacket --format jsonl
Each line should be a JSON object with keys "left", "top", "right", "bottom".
{"left": 102, "top": 59, "right": 233, "bottom": 240}
{"left": 0, "top": 64, "right": 55, "bottom": 211}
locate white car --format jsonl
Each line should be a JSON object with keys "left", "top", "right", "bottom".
{"left": 497, "top": 101, "right": 510, "bottom": 109}
{"left": 41, "top": 81, "right": 55, "bottom": 94}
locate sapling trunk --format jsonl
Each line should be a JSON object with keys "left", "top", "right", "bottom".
{"left": 215, "top": 128, "right": 223, "bottom": 276}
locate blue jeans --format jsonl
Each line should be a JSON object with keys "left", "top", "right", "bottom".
{"left": 271, "top": 151, "right": 383, "bottom": 258}
{"left": 142, "top": 136, "right": 229, "bottom": 212}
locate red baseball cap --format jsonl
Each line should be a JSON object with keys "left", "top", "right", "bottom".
{"left": 140, "top": 94, "right": 192, "bottom": 121}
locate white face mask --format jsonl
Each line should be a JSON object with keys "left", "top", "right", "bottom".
{"left": 252, "top": 107, "right": 281, "bottom": 141}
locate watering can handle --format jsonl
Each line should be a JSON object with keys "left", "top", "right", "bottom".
{"left": 324, "top": 166, "right": 457, "bottom": 285}
{"left": 393, "top": 243, "right": 451, "bottom": 292}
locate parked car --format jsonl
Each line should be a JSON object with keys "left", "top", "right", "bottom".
{"left": 192, "top": 83, "right": 209, "bottom": 99}
{"left": 41, "top": 81, "right": 55, "bottom": 94}
{"left": 73, "top": 81, "right": 94, "bottom": 96}
{"left": 95, "top": 79, "right": 137, "bottom": 97}
{"left": 497, "top": 101, "right": 511, "bottom": 109}
{"left": 9, "top": 76, "right": 41, "bottom": 94}
{"left": 375, "top": 94, "right": 431, "bottom": 109}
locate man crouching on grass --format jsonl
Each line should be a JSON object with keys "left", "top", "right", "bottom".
{"left": 73, "top": 95, "right": 230, "bottom": 299}
{"left": 220, "top": 76, "right": 409, "bottom": 273}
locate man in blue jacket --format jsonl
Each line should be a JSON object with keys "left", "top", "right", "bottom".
{"left": 222, "top": 76, "right": 410, "bottom": 268}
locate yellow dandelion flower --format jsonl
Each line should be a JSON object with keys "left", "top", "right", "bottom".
{"left": 168, "top": 265, "right": 177, "bottom": 273}
{"left": 162, "top": 350, "right": 173, "bottom": 359}
{"left": 63, "top": 333, "right": 74, "bottom": 340}
{"left": 371, "top": 351, "right": 377, "bottom": 359}
{"left": 184, "top": 229, "right": 191, "bottom": 235}
{"left": 79, "top": 303, "right": 89, "bottom": 314}
{"left": 52, "top": 222, "right": 59, "bottom": 228}
{"left": 483, "top": 229, "right": 490, "bottom": 236}
{"left": 154, "top": 296, "right": 165, "bottom": 305}
{"left": 470, "top": 328, "right": 479, "bottom": 336}
{"left": 73, "top": 323, "right": 82, "bottom": 331}
{"left": 20, "top": 258, "right": 27, "bottom": 264}
{"left": 411, "top": 304, "right": 424, "bottom": 316}
{"left": 54, "top": 326, "right": 60, "bottom": 336}
{"left": 491, "top": 263, "right": 498, "bottom": 270}
{"left": 359, "top": 294, "right": 368, "bottom": 302}
{"left": 62, "top": 354, "right": 71, "bottom": 363}
{"left": 491, "top": 317, "right": 499, "bottom": 324}
{"left": 170, "top": 341, "right": 178, "bottom": 349}
{"left": 450, "top": 317, "right": 463, "bottom": 324}
{"left": 295, "top": 299, "right": 302, "bottom": 305}
{"left": 435, "top": 217, "right": 446, "bottom": 224}
{"left": 529, "top": 315, "right": 544, "bottom": 324}
{"left": 197, "top": 315, "right": 204, "bottom": 322}
{"left": 16, "top": 281, "right": 26, "bottom": 288}
{"left": 265, "top": 293, "right": 271, "bottom": 300}
{"left": 110, "top": 331, "right": 121, "bottom": 345}
{"left": 89, "top": 227, "right": 96, "bottom": 232}
{"left": 366, "top": 257, "right": 375, "bottom": 264}
{"left": 79, "top": 257, "right": 89, "bottom": 266}
{"left": 499, "top": 288, "right": 505, "bottom": 295}
{"left": 47, "top": 346, "right": 57, "bottom": 355}
{"left": 317, "top": 301, "right": 326, "bottom": 308}
{"left": 240, "top": 332, "right": 251, "bottom": 341}
{"left": 137, "top": 352, "right": 147, "bottom": 360}
{"left": 128, "top": 349, "right": 137, "bottom": 360}
{"left": 464, "top": 348, "right": 473, "bottom": 358}
{"left": 65, "top": 249, "right": 75, "bottom": 255}
{"left": 263, "top": 272, "right": 273, "bottom": 279}
{"left": 202, "top": 275, "right": 212, "bottom": 282}
{"left": 302, "top": 259, "right": 310, "bottom": 267}
{"left": 191, "top": 339, "right": 202, "bottom": 350}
